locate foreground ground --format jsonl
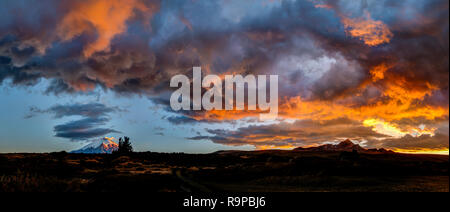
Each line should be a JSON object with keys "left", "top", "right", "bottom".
{"left": 0, "top": 150, "right": 448, "bottom": 192}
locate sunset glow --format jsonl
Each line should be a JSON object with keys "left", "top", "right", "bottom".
{"left": 0, "top": 0, "right": 448, "bottom": 155}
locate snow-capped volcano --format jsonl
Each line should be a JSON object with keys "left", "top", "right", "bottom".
{"left": 71, "top": 137, "right": 118, "bottom": 154}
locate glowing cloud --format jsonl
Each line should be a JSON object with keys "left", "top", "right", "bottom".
{"left": 57, "top": 0, "right": 150, "bottom": 57}
{"left": 391, "top": 148, "right": 449, "bottom": 155}
{"left": 341, "top": 11, "right": 393, "bottom": 46}
{"left": 0, "top": 0, "right": 448, "bottom": 153}
{"left": 363, "top": 119, "right": 435, "bottom": 138}
{"left": 314, "top": 4, "right": 332, "bottom": 9}
{"left": 370, "top": 63, "right": 391, "bottom": 82}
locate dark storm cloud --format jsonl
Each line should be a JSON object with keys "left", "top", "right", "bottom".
{"left": 0, "top": 0, "right": 372, "bottom": 97}
{"left": 368, "top": 134, "right": 449, "bottom": 151}
{"left": 26, "top": 103, "right": 123, "bottom": 141}
{"left": 0, "top": 0, "right": 447, "bottom": 104}
{"left": 48, "top": 103, "right": 123, "bottom": 118}
{"left": 25, "top": 103, "right": 123, "bottom": 119}
{"left": 1, "top": 0, "right": 449, "bottom": 150}
{"left": 53, "top": 117, "right": 120, "bottom": 141}
{"left": 166, "top": 115, "right": 198, "bottom": 125}
{"left": 44, "top": 79, "right": 76, "bottom": 95}
{"left": 189, "top": 118, "right": 389, "bottom": 147}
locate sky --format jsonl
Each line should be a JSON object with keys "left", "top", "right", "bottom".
{"left": 0, "top": 0, "right": 448, "bottom": 154}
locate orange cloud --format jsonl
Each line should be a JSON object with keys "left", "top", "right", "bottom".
{"left": 363, "top": 118, "right": 435, "bottom": 138}
{"left": 341, "top": 11, "right": 393, "bottom": 46}
{"left": 57, "top": 0, "right": 151, "bottom": 57}
{"left": 185, "top": 61, "right": 448, "bottom": 133}
{"left": 256, "top": 144, "right": 296, "bottom": 150}
{"left": 391, "top": 148, "right": 449, "bottom": 155}
{"left": 370, "top": 63, "right": 391, "bottom": 82}
{"left": 281, "top": 91, "right": 447, "bottom": 122}
{"left": 188, "top": 86, "right": 447, "bottom": 123}
{"left": 314, "top": 4, "right": 333, "bottom": 9}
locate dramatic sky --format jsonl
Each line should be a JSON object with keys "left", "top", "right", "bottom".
{"left": 0, "top": 0, "right": 448, "bottom": 154}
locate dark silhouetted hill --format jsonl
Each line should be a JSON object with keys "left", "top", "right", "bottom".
{"left": 293, "top": 139, "right": 394, "bottom": 153}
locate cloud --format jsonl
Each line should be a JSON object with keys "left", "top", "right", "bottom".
{"left": 145, "top": 0, "right": 447, "bottom": 129}
{"left": 367, "top": 133, "right": 449, "bottom": 153}
{"left": 57, "top": 0, "right": 156, "bottom": 57}
{"left": 26, "top": 103, "right": 122, "bottom": 141}
{"left": 26, "top": 103, "right": 123, "bottom": 119}
{"left": 190, "top": 117, "right": 448, "bottom": 152}
{"left": 341, "top": 11, "right": 393, "bottom": 46}
{"left": 1, "top": 0, "right": 447, "bottom": 100}
{"left": 166, "top": 115, "right": 199, "bottom": 125}
{"left": 53, "top": 117, "right": 120, "bottom": 141}
{"left": 1, "top": 0, "right": 448, "bottom": 151}
{"left": 189, "top": 118, "right": 389, "bottom": 149}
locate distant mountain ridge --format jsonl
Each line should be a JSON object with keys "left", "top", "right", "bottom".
{"left": 294, "top": 139, "right": 394, "bottom": 153}
{"left": 213, "top": 139, "right": 395, "bottom": 155}
{"left": 71, "top": 138, "right": 118, "bottom": 154}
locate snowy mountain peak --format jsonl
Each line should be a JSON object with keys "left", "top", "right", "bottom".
{"left": 71, "top": 137, "right": 118, "bottom": 154}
